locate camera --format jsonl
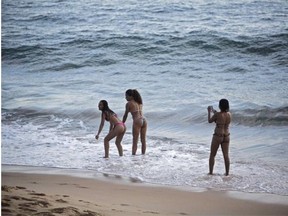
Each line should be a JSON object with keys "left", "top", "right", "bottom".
{"left": 208, "top": 106, "right": 216, "bottom": 113}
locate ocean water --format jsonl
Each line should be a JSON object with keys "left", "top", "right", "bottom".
{"left": 2, "top": 0, "right": 288, "bottom": 196}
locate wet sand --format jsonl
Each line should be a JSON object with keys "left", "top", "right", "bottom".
{"left": 2, "top": 166, "right": 288, "bottom": 216}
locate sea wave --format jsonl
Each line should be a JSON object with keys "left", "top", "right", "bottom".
{"left": 3, "top": 31, "right": 287, "bottom": 66}
{"left": 232, "top": 106, "right": 288, "bottom": 127}
{"left": 2, "top": 45, "right": 59, "bottom": 61}
{"left": 3, "top": 105, "right": 288, "bottom": 128}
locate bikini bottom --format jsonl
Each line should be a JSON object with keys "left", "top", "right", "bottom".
{"left": 114, "top": 122, "right": 125, "bottom": 127}
{"left": 213, "top": 133, "right": 230, "bottom": 137}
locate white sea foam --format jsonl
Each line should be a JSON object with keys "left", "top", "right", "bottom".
{"left": 2, "top": 117, "right": 288, "bottom": 196}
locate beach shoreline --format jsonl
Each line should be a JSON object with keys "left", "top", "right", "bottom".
{"left": 2, "top": 165, "right": 288, "bottom": 216}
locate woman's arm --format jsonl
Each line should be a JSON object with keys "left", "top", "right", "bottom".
{"left": 207, "top": 107, "right": 216, "bottom": 123}
{"left": 95, "top": 113, "right": 105, "bottom": 139}
{"left": 122, "top": 103, "right": 130, "bottom": 123}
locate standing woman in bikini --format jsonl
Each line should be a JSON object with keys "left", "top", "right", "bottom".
{"left": 207, "top": 99, "right": 231, "bottom": 176}
{"left": 122, "top": 89, "right": 147, "bottom": 155}
{"left": 95, "top": 100, "right": 126, "bottom": 158}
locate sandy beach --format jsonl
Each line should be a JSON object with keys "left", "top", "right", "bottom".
{"left": 1, "top": 167, "right": 288, "bottom": 216}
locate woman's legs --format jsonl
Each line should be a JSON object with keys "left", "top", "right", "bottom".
{"left": 104, "top": 133, "right": 115, "bottom": 158}
{"left": 221, "top": 136, "right": 230, "bottom": 176}
{"left": 104, "top": 126, "right": 125, "bottom": 158}
{"left": 132, "top": 124, "right": 140, "bottom": 155}
{"left": 209, "top": 136, "right": 221, "bottom": 175}
{"left": 115, "top": 126, "right": 126, "bottom": 156}
{"left": 132, "top": 118, "right": 147, "bottom": 155}
{"left": 209, "top": 135, "right": 230, "bottom": 175}
{"left": 140, "top": 119, "right": 147, "bottom": 154}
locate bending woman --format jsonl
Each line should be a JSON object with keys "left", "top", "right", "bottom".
{"left": 207, "top": 99, "right": 231, "bottom": 176}
{"left": 122, "top": 89, "right": 147, "bottom": 155}
{"left": 95, "top": 100, "right": 126, "bottom": 158}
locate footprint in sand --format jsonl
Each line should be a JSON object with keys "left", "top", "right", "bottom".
{"left": 58, "top": 183, "right": 69, "bottom": 185}
{"left": 143, "top": 211, "right": 159, "bottom": 214}
{"left": 2, "top": 185, "right": 13, "bottom": 192}
{"left": 29, "top": 192, "right": 46, "bottom": 196}
{"left": 1, "top": 200, "right": 11, "bottom": 207}
{"left": 16, "top": 186, "right": 27, "bottom": 190}
{"left": 10, "top": 195, "right": 22, "bottom": 200}
{"left": 79, "top": 200, "right": 90, "bottom": 204}
{"left": 50, "top": 206, "right": 81, "bottom": 214}
{"left": 19, "top": 206, "right": 38, "bottom": 213}
{"left": 19, "top": 200, "right": 51, "bottom": 208}
{"left": 56, "top": 199, "right": 68, "bottom": 203}
{"left": 1, "top": 208, "right": 13, "bottom": 214}
{"left": 120, "top": 203, "right": 130, "bottom": 206}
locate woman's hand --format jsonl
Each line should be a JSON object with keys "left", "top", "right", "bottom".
{"left": 95, "top": 135, "right": 99, "bottom": 140}
{"left": 207, "top": 106, "right": 212, "bottom": 112}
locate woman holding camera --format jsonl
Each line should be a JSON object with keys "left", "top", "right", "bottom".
{"left": 207, "top": 99, "right": 231, "bottom": 176}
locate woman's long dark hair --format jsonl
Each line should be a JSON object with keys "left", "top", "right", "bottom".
{"left": 126, "top": 89, "right": 143, "bottom": 105}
